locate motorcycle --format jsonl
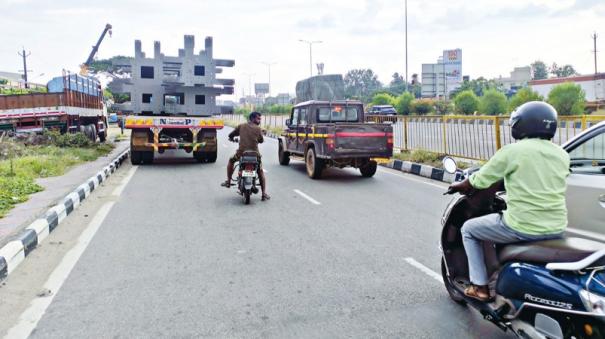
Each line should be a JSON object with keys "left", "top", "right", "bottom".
{"left": 440, "top": 157, "right": 605, "bottom": 338}
{"left": 230, "top": 138, "right": 260, "bottom": 205}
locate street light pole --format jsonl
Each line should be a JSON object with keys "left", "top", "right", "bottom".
{"left": 405, "top": 0, "right": 408, "bottom": 93}
{"left": 261, "top": 62, "right": 277, "bottom": 96}
{"left": 242, "top": 72, "right": 255, "bottom": 108}
{"left": 299, "top": 39, "right": 322, "bottom": 77}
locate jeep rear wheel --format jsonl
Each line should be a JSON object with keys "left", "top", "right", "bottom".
{"left": 278, "top": 141, "right": 290, "bottom": 166}
{"left": 305, "top": 147, "right": 323, "bottom": 179}
{"left": 360, "top": 160, "right": 377, "bottom": 178}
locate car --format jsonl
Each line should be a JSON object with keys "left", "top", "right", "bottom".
{"left": 367, "top": 105, "right": 398, "bottom": 115}
{"left": 562, "top": 120, "right": 605, "bottom": 235}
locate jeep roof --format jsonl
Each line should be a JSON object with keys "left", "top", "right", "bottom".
{"left": 294, "top": 100, "right": 363, "bottom": 108}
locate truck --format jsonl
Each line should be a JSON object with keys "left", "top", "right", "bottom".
{"left": 112, "top": 35, "right": 234, "bottom": 165}
{"left": 0, "top": 73, "right": 107, "bottom": 142}
{"left": 278, "top": 100, "right": 393, "bottom": 179}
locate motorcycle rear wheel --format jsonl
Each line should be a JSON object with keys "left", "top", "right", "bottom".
{"left": 243, "top": 190, "right": 251, "bottom": 205}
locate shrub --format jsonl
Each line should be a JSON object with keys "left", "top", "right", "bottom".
{"left": 454, "top": 90, "right": 480, "bottom": 115}
{"left": 508, "top": 88, "right": 544, "bottom": 112}
{"left": 547, "top": 82, "right": 586, "bottom": 115}
{"left": 479, "top": 89, "right": 507, "bottom": 115}
{"left": 410, "top": 99, "right": 435, "bottom": 115}
{"left": 371, "top": 93, "right": 396, "bottom": 106}
{"left": 394, "top": 92, "right": 414, "bottom": 115}
{"left": 434, "top": 100, "right": 454, "bottom": 115}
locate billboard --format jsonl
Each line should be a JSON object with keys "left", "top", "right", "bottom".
{"left": 443, "top": 49, "right": 462, "bottom": 87}
{"left": 255, "top": 83, "right": 270, "bottom": 95}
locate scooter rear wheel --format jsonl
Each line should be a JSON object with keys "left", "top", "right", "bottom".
{"left": 441, "top": 258, "right": 467, "bottom": 305}
{"left": 243, "top": 190, "right": 251, "bottom": 205}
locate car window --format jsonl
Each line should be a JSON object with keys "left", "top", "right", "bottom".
{"left": 317, "top": 106, "right": 359, "bottom": 122}
{"left": 299, "top": 108, "right": 308, "bottom": 126}
{"left": 569, "top": 129, "right": 605, "bottom": 175}
{"left": 291, "top": 108, "right": 299, "bottom": 126}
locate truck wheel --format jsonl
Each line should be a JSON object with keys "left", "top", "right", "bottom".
{"left": 131, "top": 150, "right": 143, "bottom": 165}
{"left": 205, "top": 151, "right": 217, "bottom": 163}
{"left": 278, "top": 142, "right": 290, "bottom": 166}
{"left": 193, "top": 151, "right": 204, "bottom": 163}
{"left": 142, "top": 151, "right": 154, "bottom": 164}
{"left": 305, "top": 147, "right": 323, "bottom": 179}
{"left": 360, "top": 160, "right": 378, "bottom": 178}
{"left": 98, "top": 131, "right": 106, "bottom": 143}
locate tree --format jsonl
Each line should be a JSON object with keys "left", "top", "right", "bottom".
{"left": 434, "top": 100, "right": 453, "bottom": 115}
{"left": 531, "top": 60, "right": 549, "bottom": 80}
{"left": 386, "top": 72, "right": 406, "bottom": 95}
{"left": 89, "top": 55, "right": 134, "bottom": 73}
{"left": 454, "top": 90, "right": 480, "bottom": 115}
{"left": 344, "top": 69, "right": 382, "bottom": 103}
{"left": 479, "top": 89, "right": 507, "bottom": 115}
{"left": 547, "top": 82, "right": 586, "bottom": 115}
{"left": 410, "top": 99, "right": 435, "bottom": 115}
{"left": 394, "top": 92, "right": 414, "bottom": 115}
{"left": 371, "top": 93, "right": 395, "bottom": 106}
{"left": 508, "top": 88, "right": 543, "bottom": 112}
{"left": 450, "top": 77, "right": 504, "bottom": 98}
{"left": 550, "top": 63, "right": 578, "bottom": 78}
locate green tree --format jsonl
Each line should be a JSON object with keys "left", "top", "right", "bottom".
{"left": 508, "top": 88, "right": 544, "bottom": 112}
{"left": 434, "top": 99, "right": 453, "bottom": 115}
{"left": 479, "top": 89, "right": 507, "bottom": 115}
{"left": 454, "top": 90, "right": 480, "bottom": 115}
{"left": 344, "top": 69, "right": 382, "bottom": 103}
{"left": 386, "top": 72, "right": 406, "bottom": 95}
{"left": 550, "top": 63, "right": 578, "bottom": 78}
{"left": 89, "top": 56, "right": 134, "bottom": 73}
{"left": 410, "top": 99, "right": 435, "bottom": 115}
{"left": 450, "top": 77, "right": 504, "bottom": 98}
{"left": 394, "top": 92, "right": 414, "bottom": 115}
{"left": 547, "top": 82, "right": 586, "bottom": 115}
{"left": 371, "top": 93, "right": 395, "bottom": 106}
{"left": 531, "top": 60, "right": 549, "bottom": 80}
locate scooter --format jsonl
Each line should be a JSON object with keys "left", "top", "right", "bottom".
{"left": 440, "top": 157, "right": 605, "bottom": 339}
{"left": 230, "top": 138, "right": 260, "bottom": 205}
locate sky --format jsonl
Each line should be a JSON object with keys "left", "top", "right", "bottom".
{"left": 1, "top": 0, "right": 604, "bottom": 101}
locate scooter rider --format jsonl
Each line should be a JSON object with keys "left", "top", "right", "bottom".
{"left": 221, "top": 111, "right": 270, "bottom": 201}
{"left": 448, "top": 101, "right": 570, "bottom": 301}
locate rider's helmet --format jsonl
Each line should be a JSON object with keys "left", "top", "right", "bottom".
{"left": 509, "top": 101, "right": 558, "bottom": 140}
{"left": 249, "top": 111, "right": 262, "bottom": 121}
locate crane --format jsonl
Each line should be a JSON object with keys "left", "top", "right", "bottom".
{"left": 79, "top": 23, "right": 113, "bottom": 75}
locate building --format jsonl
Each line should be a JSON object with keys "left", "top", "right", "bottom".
{"left": 421, "top": 49, "right": 463, "bottom": 98}
{"left": 529, "top": 74, "right": 605, "bottom": 103}
{"left": 109, "top": 35, "right": 234, "bottom": 116}
{"left": 265, "top": 93, "right": 292, "bottom": 106}
{"left": 496, "top": 66, "right": 532, "bottom": 91}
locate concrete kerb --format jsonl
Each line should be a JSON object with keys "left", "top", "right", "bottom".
{"left": 381, "top": 159, "right": 460, "bottom": 184}
{"left": 0, "top": 149, "right": 130, "bottom": 282}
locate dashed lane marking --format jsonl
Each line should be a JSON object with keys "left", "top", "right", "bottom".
{"left": 404, "top": 257, "right": 442, "bottom": 282}
{"left": 294, "top": 189, "right": 321, "bottom": 205}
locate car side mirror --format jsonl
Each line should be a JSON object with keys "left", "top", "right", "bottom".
{"left": 285, "top": 119, "right": 291, "bottom": 126}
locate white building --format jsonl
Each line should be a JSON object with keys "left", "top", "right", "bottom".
{"left": 529, "top": 74, "right": 605, "bottom": 103}
{"left": 496, "top": 66, "right": 532, "bottom": 91}
{"left": 421, "top": 49, "right": 462, "bottom": 98}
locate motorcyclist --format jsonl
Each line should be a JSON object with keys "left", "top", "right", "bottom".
{"left": 448, "top": 101, "right": 570, "bottom": 301}
{"left": 221, "top": 111, "right": 270, "bottom": 201}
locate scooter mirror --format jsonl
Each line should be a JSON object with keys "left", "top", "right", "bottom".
{"left": 443, "top": 156, "right": 457, "bottom": 174}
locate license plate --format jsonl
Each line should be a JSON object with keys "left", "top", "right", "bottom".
{"left": 242, "top": 170, "right": 256, "bottom": 177}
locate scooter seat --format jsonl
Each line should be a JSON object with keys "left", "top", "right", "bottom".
{"left": 498, "top": 237, "right": 605, "bottom": 265}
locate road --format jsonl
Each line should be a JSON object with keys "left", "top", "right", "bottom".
{"left": 0, "top": 128, "right": 515, "bottom": 338}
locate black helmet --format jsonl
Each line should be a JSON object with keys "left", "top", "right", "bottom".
{"left": 249, "top": 111, "right": 262, "bottom": 121}
{"left": 510, "top": 101, "right": 558, "bottom": 140}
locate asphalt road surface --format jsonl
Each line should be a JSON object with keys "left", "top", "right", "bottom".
{"left": 0, "top": 128, "right": 516, "bottom": 338}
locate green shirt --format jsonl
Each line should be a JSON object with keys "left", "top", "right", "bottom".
{"left": 469, "top": 138, "right": 570, "bottom": 235}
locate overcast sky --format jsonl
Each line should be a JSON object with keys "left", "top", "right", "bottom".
{"left": 1, "top": 0, "right": 603, "bottom": 100}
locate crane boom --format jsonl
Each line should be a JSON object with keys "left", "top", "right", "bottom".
{"left": 80, "top": 23, "right": 112, "bottom": 75}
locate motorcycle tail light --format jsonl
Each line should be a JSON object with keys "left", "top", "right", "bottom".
{"left": 245, "top": 164, "right": 255, "bottom": 171}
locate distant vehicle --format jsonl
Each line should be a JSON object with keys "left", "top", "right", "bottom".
{"left": 108, "top": 113, "right": 118, "bottom": 123}
{"left": 367, "top": 105, "right": 397, "bottom": 115}
{"left": 563, "top": 120, "right": 605, "bottom": 234}
{"left": 278, "top": 100, "right": 393, "bottom": 179}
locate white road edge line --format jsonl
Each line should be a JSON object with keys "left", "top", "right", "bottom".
{"left": 111, "top": 166, "right": 138, "bottom": 197}
{"left": 404, "top": 257, "right": 442, "bottom": 282}
{"left": 378, "top": 168, "right": 448, "bottom": 190}
{"left": 5, "top": 202, "right": 115, "bottom": 339}
{"left": 293, "top": 189, "right": 321, "bottom": 205}
{"left": 567, "top": 227, "right": 605, "bottom": 243}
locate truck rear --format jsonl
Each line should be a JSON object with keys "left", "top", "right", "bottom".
{"left": 125, "top": 115, "right": 223, "bottom": 164}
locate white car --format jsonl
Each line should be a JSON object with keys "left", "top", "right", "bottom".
{"left": 563, "top": 120, "right": 605, "bottom": 234}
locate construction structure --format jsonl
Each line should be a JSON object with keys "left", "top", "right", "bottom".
{"left": 110, "top": 35, "right": 234, "bottom": 116}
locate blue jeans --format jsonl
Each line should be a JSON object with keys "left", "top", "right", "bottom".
{"left": 461, "top": 213, "right": 562, "bottom": 285}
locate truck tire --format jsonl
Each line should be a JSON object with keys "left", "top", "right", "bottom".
{"left": 193, "top": 151, "right": 204, "bottom": 163}
{"left": 305, "top": 147, "right": 323, "bottom": 179}
{"left": 142, "top": 151, "right": 154, "bottom": 164}
{"left": 131, "top": 150, "right": 143, "bottom": 165}
{"left": 278, "top": 141, "right": 290, "bottom": 166}
{"left": 360, "top": 160, "right": 377, "bottom": 178}
{"left": 98, "top": 131, "right": 106, "bottom": 143}
{"left": 205, "top": 151, "right": 217, "bottom": 163}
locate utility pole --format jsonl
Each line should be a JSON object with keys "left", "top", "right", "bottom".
{"left": 299, "top": 39, "right": 322, "bottom": 77}
{"left": 592, "top": 32, "right": 598, "bottom": 75}
{"left": 18, "top": 47, "right": 31, "bottom": 88}
{"left": 405, "top": 0, "right": 408, "bottom": 93}
{"left": 243, "top": 72, "right": 255, "bottom": 109}
{"left": 261, "top": 62, "right": 277, "bottom": 96}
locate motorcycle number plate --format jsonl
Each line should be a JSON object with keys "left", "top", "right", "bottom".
{"left": 242, "top": 171, "right": 256, "bottom": 177}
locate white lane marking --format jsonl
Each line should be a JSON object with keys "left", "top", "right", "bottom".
{"left": 111, "top": 166, "right": 139, "bottom": 197}
{"left": 294, "top": 189, "right": 321, "bottom": 205}
{"left": 567, "top": 227, "right": 605, "bottom": 243}
{"left": 5, "top": 202, "right": 115, "bottom": 339}
{"left": 404, "top": 257, "right": 442, "bottom": 282}
{"left": 378, "top": 168, "right": 448, "bottom": 190}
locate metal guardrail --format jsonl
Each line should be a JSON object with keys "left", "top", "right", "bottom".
{"left": 220, "top": 114, "right": 605, "bottom": 161}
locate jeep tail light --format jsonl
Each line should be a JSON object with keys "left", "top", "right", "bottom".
{"left": 326, "top": 135, "right": 335, "bottom": 150}
{"left": 387, "top": 133, "right": 393, "bottom": 149}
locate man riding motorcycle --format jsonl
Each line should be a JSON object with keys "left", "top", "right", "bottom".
{"left": 221, "top": 111, "right": 270, "bottom": 201}
{"left": 448, "top": 101, "right": 570, "bottom": 301}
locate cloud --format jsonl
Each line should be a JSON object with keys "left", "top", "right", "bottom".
{"left": 297, "top": 15, "right": 338, "bottom": 30}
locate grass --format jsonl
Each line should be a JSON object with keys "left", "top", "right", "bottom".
{"left": 0, "top": 134, "right": 114, "bottom": 218}
{"left": 393, "top": 149, "right": 474, "bottom": 169}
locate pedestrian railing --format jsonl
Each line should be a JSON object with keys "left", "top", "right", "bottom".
{"left": 220, "top": 114, "right": 605, "bottom": 161}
